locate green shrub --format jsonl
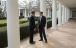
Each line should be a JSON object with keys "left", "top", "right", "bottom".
{"left": 47, "top": 18, "right": 51, "bottom": 20}
{"left": 28, "top": 17, "right": 38, "bottom": 21}
{"left": 0, "top": 31, "right": 8, "bottom": 47}
{"left": 47, "top": 19, "right": 52, "bottom": 28}
{"left": 0, "top": 19, "right": 54, "bottom": 48}
{"left": 34, "top": 17, "right": 51, "bottom": 21}
{"left": 0, "top": 16, "right": 24, "bottom": 20}
{"left": 35, "top": 17, "right": 38, "bottom": 21}
{"left": 27, "top": 17, "right": 51, "bottom": 22}
{"left": 0, "top": 16, "right": 6, "bottom": 20}
{"left": 20, "top": 22, "right": 38, "bottom": 40}
{"left": 19, "top": 20, "right": 28, "bottom": 24}
{"left": 0, "top": 20, "right": 29, "bottom": 27}
{"left": 0, "top": 19, "right": 56, "bottom": 47}
{"left": 19, "top": 16, "right": 24, "bottom": 19}
{"left": 0, "top": 27, "right": 7, "bottom": 48}
{"left": 0, "top": 23, "right": 7, "bottom": 27}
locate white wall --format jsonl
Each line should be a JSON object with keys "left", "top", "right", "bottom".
{"left": 35, "top": 12, "right": 40, "bottom": 17}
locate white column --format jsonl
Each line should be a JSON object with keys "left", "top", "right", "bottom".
{"left": 28, "top": 13, "right": 29, "bottom": 17}
{"left": 66, "top": 8, "right": 67, "bottom": 22}
{"left": 6, "top": 0, "right": 20, "bottom": 48}
{"left": 40, "top": 0, "right": 46, "bottom": 16}
{"left": 70, "top": 10, "right": 72, "bottom": 18}
{"left": 66, "top": 8, "right": 68, "bottom": 22}
{"left": 65, "top": 7, "right": 67, "bottom": 23}
{"left": 67, "top": 8, "right": 69, "bottom": 22}
{"left": 62, "top": 5, "right": 65, "bottom": 24}
{"left": 1, "top": 0, "right": 2, "bottom": 5}
{"left": 69, "top": 9, "right": 71, "bottom": 19}
{"left": 4, "top": 11, "right": 7, "bottom": 17}
{"left": 19, "top": 9, "right": 20, "bottom": 16}
{"left": 67, "top": 8, "right": 68, "bottom": 22}
{"left": 50, "top": 10, "right": 52, "bottom": 18}
{"left": 66, "top": 7, "right": 68, "bottom": 22}
{"left": 51, "top": 0, "right": 57, "bottom": 29}
{"left": 68, "top": 9, "right": 70, "bottom": 20}
{"left": 40, "top": 0, "right": 47, "bottom": 34}
{"left": 48, "top": 8, "right": 50, "bottom": 17}
{"left": 58, "top": 3, "right": 62, "bottom": 26}
{"left": 67, "top": 8, "right": 69, "bottom": 21}
{"left": 68, "top": 9, "right": 70, "bottom": 19}
{"left": 23, "top": 9, "right": 25, "bottom": 16}
{"left": 25, "top": 8, "right": 26, "bottom": 17}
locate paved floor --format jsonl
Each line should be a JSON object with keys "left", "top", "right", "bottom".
{"left": 20, "top": 19, "right": 76, "bottom": 48}
{"left": 6, "top": 19, "right": 76, "bottom": 48}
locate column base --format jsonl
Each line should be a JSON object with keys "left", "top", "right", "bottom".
{"left": 62, "top": 22, "right": 65, "bottom": 24}
{"left": 51, "top": 27, "right": 57, "bottom": 30}
{"left": 58, "top": 24, "right": 62, "bottom": 26}
{"left": 65, "top": 21, "right": 67, "bottom": 23}
{"left": 20, "top": 46, "right": 23, "bottom": 48}
{"left": 24, "top": 16, "right": 26, "bottom": 18}
{"left": 45, "top": 28, "right": 48, "bottom": 36}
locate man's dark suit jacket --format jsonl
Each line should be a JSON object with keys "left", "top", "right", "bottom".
{"left": 38, "top": 16, "right": 46, "bottom": 28}
{"left": 29, "top": 15, "right": 35, "bottom": 30}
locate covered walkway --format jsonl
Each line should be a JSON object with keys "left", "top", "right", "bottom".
{"left": 4, "top": 0, "right": 75, "bottom": 48}
{"left": 20, "top": 19, "right": 76, "bottom": 48}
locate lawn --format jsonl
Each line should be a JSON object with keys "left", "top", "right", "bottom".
{"left": 0, "top": 19, "right": 28, "bottom": 24}
{"left": 0, "top": 19, "right": 29, "bottom": 27}
{"left": 0, "top": 20, "right": 6, "bottom": 24}
{"left": 0, "top": 18, "right": 51, "bottom": 27}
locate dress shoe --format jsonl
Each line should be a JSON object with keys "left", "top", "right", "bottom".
{"left": 30, "top": 41, "right": 35, "bottom": 44}
{"left": 45, "top": 41, "right": 48, "bottom": 43}
{"left": 39, "top": 39, "right": 43, "bottom": 41}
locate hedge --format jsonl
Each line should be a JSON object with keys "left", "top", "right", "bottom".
{"left": 19, "top": 16, "right": 24, "bottom": 19}
{"left": 0, "top": 19, "right": 53, "bottom": 48}
{"left": 47, "top": 19, "right": 52, "bottom": 28}
{"left": 47, "top": 18, "right": 58, "bottom": 28}
{"left": 0, "top": 16, "right": 6, "bottom": 20}
{"left": 28, "top": 17, "right": 51, "bottom": 21}
{"left": 0, "top": 20, "right": 29, "bottom": 27}
{"left": 0, "top": 18, "right": 51, "bottom": 27}
{"left": 0, "top": 16, "right": 24, "bottom": 20}
{"left": 47, "top": 18, "right": 52, "bottom": 20}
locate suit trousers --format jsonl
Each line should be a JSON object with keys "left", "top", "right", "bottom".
{"left": 29, "top": 29, "right": 34, "bottom": 43}
{"left": 39, "top": 25, "right": 47, "bottom": 41}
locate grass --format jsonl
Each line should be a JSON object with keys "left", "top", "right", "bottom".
{"left": 0, "top": 18, "right": 51, "bottom": 28}
{"left": 0, "top": 19, "right": 52, "bottom": 48}
{"left": 0, "top": 19, "right": 28, "bottom": 24}
{"left": 0, "top": 20, "right": 6, "bottom": 24}
{"left": 0, "top": 17, "right": 51, "bottom": 24}
{"left": 0, "top": 19, "right": 52, "bottom": 31}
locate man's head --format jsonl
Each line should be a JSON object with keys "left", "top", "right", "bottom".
{"left": 31, "top": 11, "right": 35, "bottom": 16}
{"left": 40, "top": 12, "right": 43, "bottom": 16}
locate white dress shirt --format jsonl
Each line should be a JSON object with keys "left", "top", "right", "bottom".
{"left": 40, "top": 16, "right": 42, "bottom": 22}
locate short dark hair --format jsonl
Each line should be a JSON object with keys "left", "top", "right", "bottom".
{"left": 40, "top": 12, "right": 43, "bottom": 14}
{"left": 31, "top": 11, "right": 35, "bottom": 14}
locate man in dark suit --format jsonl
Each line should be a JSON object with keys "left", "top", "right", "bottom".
{"left": 38, "top": 12, "right": 47, "bottom": 43}
{"left": 29, "top": 11, "right": 36, "bottom": 44}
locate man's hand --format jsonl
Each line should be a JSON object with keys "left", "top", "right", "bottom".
{"left": 34, "top": 28, "right": 36, "bottom": 31}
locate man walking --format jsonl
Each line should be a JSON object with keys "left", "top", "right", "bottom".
{"left": 29, "top": 11, "right": 36, "bottom": 44}
{"left": 38, "top": 12, "right": 47, "bottom": 43}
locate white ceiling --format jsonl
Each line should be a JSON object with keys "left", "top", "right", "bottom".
{"left": 58, "top": 0, "right": 76, "bottom": 8}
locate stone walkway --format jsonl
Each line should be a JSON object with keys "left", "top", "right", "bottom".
{"left": 20, "top": 19, "right": 76, "bottom": 48}
{"left": 14, "top": 19, "right": 75, "bottom": 48}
